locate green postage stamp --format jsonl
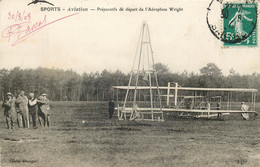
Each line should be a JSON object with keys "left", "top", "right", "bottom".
{"left": 222, "top": 3, "right": 257, "bottom": 47}
{"left": 206, "top": 0, "right": 258, "bottom": 47}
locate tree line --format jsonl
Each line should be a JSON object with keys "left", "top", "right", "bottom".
{"left": 0, "top": 63, "right": 259, "bottom": 101}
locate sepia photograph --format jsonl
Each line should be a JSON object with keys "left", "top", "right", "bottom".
{"left": 0, "top": 0, "right": 259, "bottom": 166}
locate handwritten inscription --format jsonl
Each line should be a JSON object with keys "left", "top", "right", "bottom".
{"left": 2, "top": 12, "right": 79, "bottom": 46}
{"left": 8, "top": 11, "right": 31, "bottom": 22}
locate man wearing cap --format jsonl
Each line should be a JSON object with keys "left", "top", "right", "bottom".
{"left": 16, "top": 91, "right": 29, "bottom": 128}
{"left": 28, "top": 93, "right": 38, "bottom": 128}
{"left": 38, "top": 93, "right": 51, "bottom": 127}
{"left": 2, "top": 93, "right": 16, "bottom": 129}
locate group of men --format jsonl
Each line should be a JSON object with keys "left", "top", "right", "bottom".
{"left": 2, "top": 91, "right": 51, "bottom": 129}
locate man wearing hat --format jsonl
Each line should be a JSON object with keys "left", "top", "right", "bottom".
{"left": 28, "top": 93, "right": 38, "bottom": 128}
{"left": 38, "top": 93, "right": 51, "bottom": 127}
{"left": 2, "top": 92, "right": 16, "bottom": 129}
{"left": 16, "top": 91, "right": 29, "bottom": 128}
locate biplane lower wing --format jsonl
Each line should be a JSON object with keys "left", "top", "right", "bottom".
{"left": 115, "top": 107, "right": 257, "bottom": 113}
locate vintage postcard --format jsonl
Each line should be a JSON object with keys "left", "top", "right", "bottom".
{"left": 0, "top": 0, "right": 259, "bottom": 167}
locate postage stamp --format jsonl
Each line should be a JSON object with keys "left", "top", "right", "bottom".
{"left": 206, "top": 0, "right": 258, "bottom": 47}
{"left": 223, "top": 3, "right": 257, "bottom": 46}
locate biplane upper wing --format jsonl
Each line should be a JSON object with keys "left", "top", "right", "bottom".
{"left": 112, "top": 86, "right": 258, "bottom": 92}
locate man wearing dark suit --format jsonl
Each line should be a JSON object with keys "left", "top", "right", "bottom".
{"left": 108, "top": 99, "right": 115, "bottom": 119}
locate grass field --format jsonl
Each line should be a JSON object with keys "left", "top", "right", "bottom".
{"left": 0, "top": 101, "right": 259, "bottom": 167}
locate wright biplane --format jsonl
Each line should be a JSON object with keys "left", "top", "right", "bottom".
{"left": 113, "top": 82, "right": 258, "bottom": 121}
{"left": 112, "top": 22, "right": 258, "bottom": 121}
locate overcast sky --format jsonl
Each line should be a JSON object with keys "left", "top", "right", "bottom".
{"left": 0, "top": 0, "right": 259, "bottom": 75}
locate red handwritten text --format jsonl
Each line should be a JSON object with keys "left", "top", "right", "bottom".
{"left": 8, "top": 11, "right": 31, "bottom": 22}
{"left": 2, "top": 13, "right": 79, "bottom": 46}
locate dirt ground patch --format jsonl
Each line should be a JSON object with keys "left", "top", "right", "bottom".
{"left": 0, "top": 101, "right": 259, "bottom": 167}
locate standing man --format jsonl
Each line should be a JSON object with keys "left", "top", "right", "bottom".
{"left": 190, "top": 99, "right": 195, "bottom": 109}
{"left": 28, "top": 93, "right": 38, "bottom": 128}
{"left": 108, "top": 99, "right": 115, "bottom": 119}
{"left": 38, "top": 93, "right": 51, "bottom": 127}
{"left": 16, "top": 91, "right": 29, "bottom": 128}
{"left": 15, "top": 91, "right": 23, "bottom": 127}
{"left": 206, "top": 101, "right": 211, "bottom": 118}
{"left": 217, "top": 100, "right": 222, "bottom": 120}
{"left": 2, "top": 92, "right": 16, "bottom": 129}
{"left": 241, "top": 102, "right": 249, "bottom": 120}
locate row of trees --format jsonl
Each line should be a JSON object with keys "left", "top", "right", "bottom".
{"left": 0, "top": 63, "right": 259, "bottom": 101}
